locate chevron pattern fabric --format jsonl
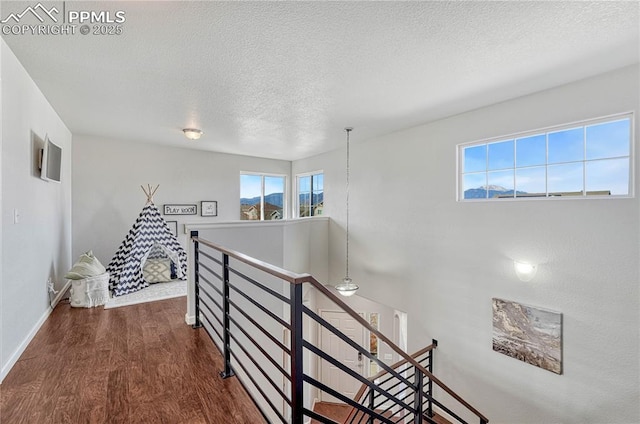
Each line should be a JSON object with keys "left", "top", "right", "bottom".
{"left": 106, "top": 203, "right": 188, "bottom": 297}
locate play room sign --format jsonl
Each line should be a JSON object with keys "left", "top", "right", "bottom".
{"left": 163, "top": 204, "right": 197, "bottom": 216}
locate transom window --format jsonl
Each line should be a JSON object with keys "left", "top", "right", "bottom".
{"left": 240, "top": 173, "right": 286, "bottom": 220}
{"left": 459, "top": 114, "right": 633, "bottom": 200}
{"left": 296, "top": 171, "right": 324, "bottom": 217}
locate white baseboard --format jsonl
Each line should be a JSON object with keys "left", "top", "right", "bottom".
{"left": 184, "top": 313, "right": 206, "bottom": 326}
{"left": 1, "top": 281, "right": 71, "bottom": 383}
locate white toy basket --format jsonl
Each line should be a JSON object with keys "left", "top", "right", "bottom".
{"left": 69, "top": 272, "right": 110, "bottom": 308}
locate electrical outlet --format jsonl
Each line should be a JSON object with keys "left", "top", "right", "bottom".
{"left": 47, "top": 278, "right": 57, "bottom": 293}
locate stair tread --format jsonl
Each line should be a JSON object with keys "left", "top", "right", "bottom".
{"left": 429, "top": 412, "right": 453, "bottom": 424}
{"left": 311, "top": 401, "right": 454, "bottom": 424}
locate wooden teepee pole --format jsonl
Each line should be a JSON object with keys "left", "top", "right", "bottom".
{"left": 141, "top": 184, "right": 160, "bottom": 204}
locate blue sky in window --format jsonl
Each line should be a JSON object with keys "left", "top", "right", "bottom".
{"left": 516, "top": 134, "right": 546, "bottom": 167}
{"left": 488, "top": 170, "right": 514, "bottom": 190}
{"left": 299, "top": 174, "right": 323, "bottom": 193}
{"left": 516, "top": 167, "right": 546, "bottom": 193}
{"left": 299, "top": 175, "right": 311, "bottom": 192}
{"left": 463, "top": 173, "right": 486, "bottom": 192}
{"left": 548, "top": 127, "right": 583, "bottom": 163}
{"left": 463, "top": 145, "right": 486, "bottom": 173}
{"left": 586, "top": 119, "right": 630, "bottom": 160}
{"left": 586, "top": 158, "right": 629, "bottom": 194}
{"left": 264, "top": 176, "right": 285, "bottom": 196}
{"left": 241, "top": 175, "right": 286, "bottom": 200}
{"left": 547, "top": 162, "right": 583, "bottom": 193}
{"left": 488, "top": 140, "right": 514, "bottom": 170}
{"left": 313, "top": 174, "right": 324, "bottom": 191}
{"left": 240, "top": 174, "right": 262, "bottom": 198}
{"left": 462, "top": 117, "right": 630, "bottom": 195}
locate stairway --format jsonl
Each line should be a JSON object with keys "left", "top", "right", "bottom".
{"left": 190, "top": 232, "right": 489, "bottom": 424}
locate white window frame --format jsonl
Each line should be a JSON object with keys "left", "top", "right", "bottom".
{"left": 295, "top": 170, "right": 324, "bottom": 218}
{"left": 240, "top": 171, "right": 288, "bottom": 220}
{"left": 457, "top": 112, "right": 635, "bottom": 201}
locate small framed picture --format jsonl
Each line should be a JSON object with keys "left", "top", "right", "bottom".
{"left": 201, "top": 201, "right": 218, "bottom": 217}
{"left": 164, "top": 204, "right": 197, "bottom": 215}
{"left": 166, "top": 221, "right": 178, "bottom": 237}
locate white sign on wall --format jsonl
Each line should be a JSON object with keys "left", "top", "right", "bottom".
{"left": 163, "top": 204, "right": 197, "bottom": 215}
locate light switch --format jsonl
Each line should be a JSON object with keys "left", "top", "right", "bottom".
{"left": 384, "top": 353, "right": 393, "bottom": 361}
{"left": 13, "top": 208, "right": 20, "bottom": 224}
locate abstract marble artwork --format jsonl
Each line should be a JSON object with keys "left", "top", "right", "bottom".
{"left": 492, "top": 298, "right": 562, "bottom": 374}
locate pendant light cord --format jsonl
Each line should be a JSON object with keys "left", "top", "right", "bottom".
{"left": 345, "top": 127, "right": 352, "bottom": 280}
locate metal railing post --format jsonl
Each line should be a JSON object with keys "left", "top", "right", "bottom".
{"left": 191, "top": 231, "right": 202, "bottom": 329}
{"left": 290, "top": 282, "right": 304, "bottom": 423}
{"left": 220, "top": 253, "right": 234, "bottom": 378}
{"left": 427, "top": 339, "right": 437, "bottom": 418}
{"left": 367, "top": 389, "right": 375, "bottom": 424}
{"left": 414, "top": 366, "right": 424, "bottom": 424}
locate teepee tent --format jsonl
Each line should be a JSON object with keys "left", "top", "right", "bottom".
{"left": 107, "top": 185, "right": 187, "bottom": 297}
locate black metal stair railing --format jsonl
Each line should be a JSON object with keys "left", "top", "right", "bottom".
{"left": 345, "top": 344, "right": 438, "bottom": 424}
{"left": 190, "top": 232, "right": 488, "bottom": 424}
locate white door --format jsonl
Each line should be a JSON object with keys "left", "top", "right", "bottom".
{"left": 319, "top": 310, "right": 366, "bottom": 403}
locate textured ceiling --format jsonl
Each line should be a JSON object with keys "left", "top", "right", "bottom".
{"left": 2, "top": 1, "right": 639, "bottom": 160}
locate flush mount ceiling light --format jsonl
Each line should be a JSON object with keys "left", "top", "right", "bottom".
{"left": 514, "top": 260, "right": 538, "bottom": 282}
{"left": 335, "top": 127, "right": 359, "bottom": 297}
{"left": 182, "top": 128, "right": 203, "bottom": 140}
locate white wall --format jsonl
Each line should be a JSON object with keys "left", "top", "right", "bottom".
{"left": 72, "top": 135, "right": 291, "bottom": 267}
{"left": 1, "top": 40, "right": 73, "bottom": 381}
{"left": 283, "top": 218, "right": 329, "bottom": 283}
{"left": 293, "top": 65, "right": 640, "bottom": 424}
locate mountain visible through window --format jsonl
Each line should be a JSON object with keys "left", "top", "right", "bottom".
{"left": 459, "top": 114, "right": 632, "bottom": 200}
{"left": 297, "top": 172, "right": 323, "bottom": 217}
{"left": 240, "top": 173, "right": 286, "bottom": 220}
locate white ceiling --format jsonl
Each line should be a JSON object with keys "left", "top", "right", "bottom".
{"left": 2, "top": 1, "right": 639, "bottom": 160}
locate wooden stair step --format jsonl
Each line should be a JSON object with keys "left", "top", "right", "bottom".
{"left": 311, "top": 401, "right": 453, "bottom": 424}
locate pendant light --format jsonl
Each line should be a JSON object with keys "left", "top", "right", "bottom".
{"left": 335, "top": 127, "right": 359, "bottom": 297}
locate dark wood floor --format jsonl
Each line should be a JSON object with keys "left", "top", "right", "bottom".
{"left": 0, "top": 297, "right": 265, "bottom": 424}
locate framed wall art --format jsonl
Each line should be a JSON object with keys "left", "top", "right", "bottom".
{"left": 492, "top": 298, "right": 562, "bottom": 374}
{"left": 166, "top": 220, "right": 178, "bottom": 237}
{"left": 201, "top": 201, "right": 218, "bottom": 217}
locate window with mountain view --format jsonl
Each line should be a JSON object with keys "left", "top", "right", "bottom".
{"left": 240, "top": 173, "right": 286, "bottom": 220}
{"left": 459, "top": 114, "right": 632, "bottom": 200}
{"left": 297, "top": 172, "right": 323, "bottom": 217}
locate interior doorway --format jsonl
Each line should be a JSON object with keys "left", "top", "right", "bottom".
{"left": 314, "top": 293, "right": 409, "bottom": 407}
{"left": 318, "top": 310, "right": 365, "bottom": 403}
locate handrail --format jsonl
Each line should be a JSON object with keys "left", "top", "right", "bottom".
{"left": 193, "top": 236, "right": 312, "bottom": 284}
{"left": 191, "top": 235, "right": 488, "bottom": 424}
